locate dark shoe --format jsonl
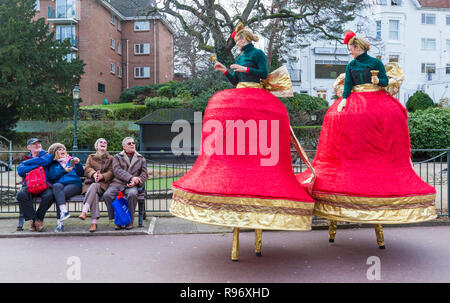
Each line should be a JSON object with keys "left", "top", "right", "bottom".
{"left": 34, "top": 220, "right": 44, "bottom": 232}
{"left": 114, "top": 224, "right": 122, "bottom": 230}
{"left": 89, "top": 224, "right": 97, "bottom": 233}
{"left": 78, "top": 212, "right": 87, "bottom": 220}
{"left": 125, "top": 223, "right": 133, "bottom": 230}
{"left": 28, "top": 220, "right": 36, "bottom": 232}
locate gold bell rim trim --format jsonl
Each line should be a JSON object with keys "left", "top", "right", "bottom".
{"left": 171, "top": 187, "right": 314, "bottom": 231}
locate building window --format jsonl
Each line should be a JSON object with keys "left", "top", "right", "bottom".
{"left": 388, "top": 20, "right": 399, "bottom": 40}
{"left": 117, "top": 42, "right": 122, "bottom": 54}
{"left": 391, "top": 0, "right": 401, "bottom": 5}
{"left": 421, "top": 38, "right": 436, "bottom": 51}
{"left": 447, "top": 39, "right": 450, "bottom": 51}
{"left": 98, "top": 83, "right": 105, "bottom": 93}
{"left": 317, "top": 90, "right": 327, "bottom": 100}
{"left": 422, "top": 13, "right": 436, "bottom": 25}
{"left": 118, "top": 66, "right": 122, "bottom": 78}
{"left": 421, "top": 63, "right": 436, "bottom": 74}
{"left": 55, "top": 25, "right": 75, "bottom": 41}
{"left": 134, "top": 21, "right": 150, "bottom": 31}
{"left": 110, "top": 63, "right": 115, "bottom": 74}
{"left": 35, "top": 0, "right": 40, "bottom": 10}
{"left": 134, "top": 43, "right": 150, "bottom": 55}
{"left": 315, "top": 60, "right": 347, "bottom": 79}
{"left": 134, "top": 67, "right": 150, "bottom": 78}
{"left": 389, "top": 55, "right": 399, "bottom": 62}
{"left": 56, "top": 0, "right": 75, "bottom": 18}
{"left": 446, "top": 64, "right": 450, "bottom": 74}
{"left": 110, "top": 38, "right": 115, "bottom": 49}
{"left": 118, "top": 21, "right": 122, "bottom": 31}
{"left": 446, "top": 15, "right": 450, "bottom": 25}
{"left": 376, "top": 20, "right": 382, "bottom": 40}
{"left": 110, "top": 13, "right": 115, "bottom": 25}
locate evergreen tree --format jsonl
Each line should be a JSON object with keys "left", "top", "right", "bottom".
{"left": 0, "top": 0, "right": 85, "bottom": 135}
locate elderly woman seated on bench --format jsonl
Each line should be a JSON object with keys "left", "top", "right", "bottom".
{"left": 47, "top": 143, "right": 84, "bottom": 232}
{"left": 78, "top": 138, "right": 114, "bottom": 232}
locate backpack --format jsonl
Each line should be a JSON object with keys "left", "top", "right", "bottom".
{"left": 25, "top": 166, "right": 48, "bottom": 195}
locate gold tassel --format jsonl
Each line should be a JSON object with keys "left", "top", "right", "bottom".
{"left": 232, "top": 227, "right": 240, "bottom": 261}
{"left": 255, "top": 229, "right": 262, "bottom": 257}
{"left": 329, "top": 220, "right": 338, "bottom": 243}
{"left": 374, "top": 224, "right": 385, "bottom": 249}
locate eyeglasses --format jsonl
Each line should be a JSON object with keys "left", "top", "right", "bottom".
{"left": 98, "top": 140, "right": 107, "bottom": 144}
{"left": 127, "top": 142, "right": 135, "bottom": 145}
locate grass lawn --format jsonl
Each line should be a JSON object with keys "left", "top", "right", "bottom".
{"left": 145, "top": 176, "right": 180, "bottom": 191}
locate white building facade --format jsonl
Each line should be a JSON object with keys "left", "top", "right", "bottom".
{"left": 286, "top": 0, "right": 450, "bottom": 106}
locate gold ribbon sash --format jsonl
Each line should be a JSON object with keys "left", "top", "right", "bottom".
{"left": 236, "top": 65, "right": 294, "bottom": 98}
{"left": 352, "top": 83, "right": 382, "bottom": 93}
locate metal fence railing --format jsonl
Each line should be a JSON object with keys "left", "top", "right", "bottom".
{"left": 0, "top": 149, "right": 448, "bottom": 219}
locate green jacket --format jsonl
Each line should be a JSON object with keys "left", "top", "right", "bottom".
{"left": 343, "top": 51, "right": 388, "bottom": 98}
{"left": 225, "top": 43, "right": 269, "bottom": 86}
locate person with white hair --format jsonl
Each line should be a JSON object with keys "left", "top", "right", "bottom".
{"left": 102, "top": 137, "right": 148, "bottom": 230}
{"left": 78, "top": 138, "right": 113, "bottom": 232}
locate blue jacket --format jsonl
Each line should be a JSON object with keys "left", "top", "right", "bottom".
{"left": 17, "top": 150, "right": 53, "bottom": 186}
{"left": 47, "top": 159, "right": 84, "bottom": 187}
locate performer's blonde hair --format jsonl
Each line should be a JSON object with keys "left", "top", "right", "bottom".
{"left": 344, "top": 30, "right": 370, "bottom": 51}
{"left": 233, "top": 22, "right": 259, "bottom": 42}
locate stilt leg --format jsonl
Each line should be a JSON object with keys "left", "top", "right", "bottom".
{"left": 231, "top": 227, "right": 240, "bottom": 262}
{"left": 374, "top": 224, "right": 385, "bottom": 249}
{"left": 329, "top": 220, "right": 337, "bottom": 243}
{"left": 255, "top": 229, "right": 262, "bottom": 257}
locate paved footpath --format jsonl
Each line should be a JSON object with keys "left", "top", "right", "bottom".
{"left": 0, "top": 218, "right": 450, "bottom": 283}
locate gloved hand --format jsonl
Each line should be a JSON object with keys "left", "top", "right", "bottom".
{"left": 337, "top": 98, "right": 347, "bottom": 112}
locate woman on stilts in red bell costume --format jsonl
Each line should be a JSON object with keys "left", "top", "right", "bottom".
{"left": 297, "top": 31, "right": 437, "bottom": 248}
{"left": 213, "top": 22, "right": 294, "bottom": 97}
{"left": 170, "top": 22, "right": 314, "bottom": 261}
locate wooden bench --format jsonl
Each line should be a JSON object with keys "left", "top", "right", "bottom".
{"left": 16, "top": 191, "right": 146, "bottom": 231}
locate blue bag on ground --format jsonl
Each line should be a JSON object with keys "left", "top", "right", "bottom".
{"left": 112, "top": 191, "right": 131, "bottom": 226}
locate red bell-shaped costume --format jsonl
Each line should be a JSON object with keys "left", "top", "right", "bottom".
{"left": 296, "top": 64, "right": 436, "bottom": 224}
{"left": 171, "top": 88, "right": 315, "bottom": 230}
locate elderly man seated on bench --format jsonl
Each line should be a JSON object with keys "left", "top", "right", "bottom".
{"left": 16, "top": 138, "right": 54, "bottom": 232}
{"left": 103, "top": 137, "right": 148, "bottom": 230}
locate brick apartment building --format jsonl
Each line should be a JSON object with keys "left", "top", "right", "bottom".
{"left": 34, "top": 0, "right": 174, "bottom": 106}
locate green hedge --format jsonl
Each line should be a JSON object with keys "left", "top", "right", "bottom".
{"left": 408, "top": 108, "right": 450, "bottom": 155}
{"left": 79, "top": 103, "right": 148, "bottom": 120}
{"left": 282, "top": 93, "right": 329, "bottom": 126}
{"left": 144, "top": 96, "right": 186, "bottom": 111}
{"left": 119, "top": 86, "right": 154, "bottom": 103}
{"left": 56, "top": 121, "right": 139, "bottom": 151}
{"left": 406, "top": 91, "right": 435, "bottom": 112}
{"left": 292, "top": 126, "right": 322, "bottom": 149}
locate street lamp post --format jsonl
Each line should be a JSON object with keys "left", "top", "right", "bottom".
{"left": 73, "top": 85, "right": 80, "bottom": 151}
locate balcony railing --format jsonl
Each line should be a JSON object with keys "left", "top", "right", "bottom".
{"left": 55, "top": 37, "right": 78, "bottom": 49}
{"left": 47, "top": 6, "right": 78, "bottom": 22}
